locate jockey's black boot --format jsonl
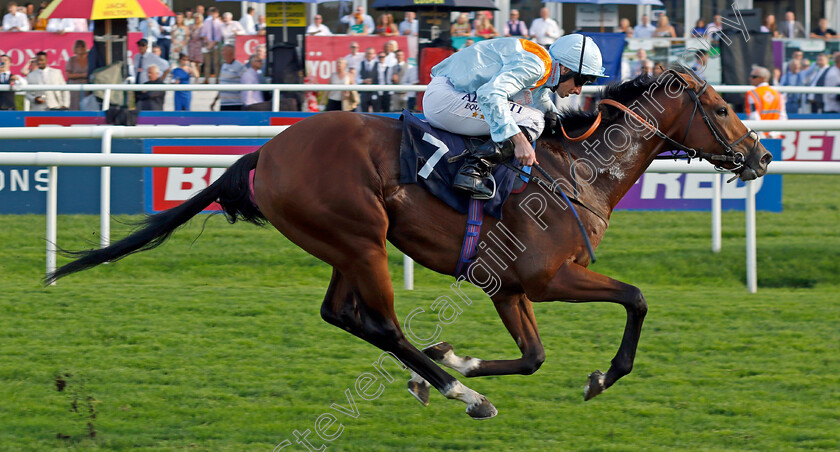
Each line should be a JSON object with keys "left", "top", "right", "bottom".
{"left": 453, "top": 138, "right": 514, "bottom": 200}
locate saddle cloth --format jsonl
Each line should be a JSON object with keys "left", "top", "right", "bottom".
{"left": 398, "top": 110, "right": 520, "bottom": 220}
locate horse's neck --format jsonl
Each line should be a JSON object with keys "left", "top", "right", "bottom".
{"left": 553, "top": 102, "right": 681, "bottom": 213}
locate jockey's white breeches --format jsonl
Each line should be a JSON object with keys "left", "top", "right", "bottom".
{"left": 422, "top": 76, "right": 545, "bottom": 142}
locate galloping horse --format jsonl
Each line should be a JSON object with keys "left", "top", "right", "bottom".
{"left": 48, "top": 68, "right": 771, "bottom": 419}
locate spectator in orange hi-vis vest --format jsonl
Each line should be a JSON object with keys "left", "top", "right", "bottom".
{"left": 746, "top": 66, "right": 786, "bottom": 137}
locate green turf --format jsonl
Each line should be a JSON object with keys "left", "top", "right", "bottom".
{"left": 1, "top": 175, "right": 838, "bottom": 451}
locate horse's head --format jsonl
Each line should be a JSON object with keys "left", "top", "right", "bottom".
{"left": 671, "top": 69, "right": 772, "bottom": 181}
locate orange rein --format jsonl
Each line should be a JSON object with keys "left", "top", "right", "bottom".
{"left": 598, "top": 98, "right": 661, "bottom": 135}
{"left": 558, "top": 98, "right": 664, "bottom": 143}
{"left": 558, "top": 69, "right": 693, "bottom": 143}
{"left": 559, "top": 109, "right": 602, "bottom": 142}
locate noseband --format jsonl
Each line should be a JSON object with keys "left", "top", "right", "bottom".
{"left": 600, "top": 70, "right": 759, "bottom": 177}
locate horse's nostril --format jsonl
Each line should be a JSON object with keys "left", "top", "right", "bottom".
{"left": 760, "top": 153, "right": 772, "bottom": 165}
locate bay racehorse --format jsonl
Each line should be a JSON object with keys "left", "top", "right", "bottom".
{"left": 48, "top": 68, "right": 771, "bottom": 419}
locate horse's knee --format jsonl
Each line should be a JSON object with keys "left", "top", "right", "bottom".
{"left": 320, "top": 300, "right": 345, "bottom": 328}
{"left": 625, "top": 286, "right": 647, "bottom": 317}
{"left": 521, "top": 348, "right": 546, "bottom": 375}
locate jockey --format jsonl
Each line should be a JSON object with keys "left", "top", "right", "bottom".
{"left": 423, "top": 34, "right": 608, "bottom": 199}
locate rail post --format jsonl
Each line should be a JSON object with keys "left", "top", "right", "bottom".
{"left": 46, "top": 166, "right": 58, "bottom": 285}
{"left": 100, "top": 128, "right": 113, "bottom": 248}
{"left": 745, "top": 180, "right": 758, "bottom": 293}
{"left": 712, "top": 173, "right": 722, "bottom": 253}
{"left": 102, "top": 88, "right": 112, "bottom": 111}
{"left": 403, "top": 255, "right": 414, "bottom": 290}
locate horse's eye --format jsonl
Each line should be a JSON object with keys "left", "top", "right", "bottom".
{"left": 716, "top": 107, "right": 728, "bottom": 116}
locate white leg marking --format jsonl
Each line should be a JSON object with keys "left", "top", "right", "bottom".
{"left": 441, "top": 381, "right": 484, "bottom": 406}
{"left": 439, "top": 349, "right": 482, "bottom": 376}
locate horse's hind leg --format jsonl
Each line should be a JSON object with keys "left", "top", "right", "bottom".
{"left": 422, "top": 293, "right": 546, "bottom": 377}
{"left": 321, "top": 256, "right": 498, "bottom": 419}
{"left": 529, "top": 262, "right": 648, "bottom": 401}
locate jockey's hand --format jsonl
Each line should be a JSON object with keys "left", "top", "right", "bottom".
{"left": 544, "top": 111, "right": 560, "bottom": 135}
{"left": 511, "top": 132, "right": 537, "bottom": 167}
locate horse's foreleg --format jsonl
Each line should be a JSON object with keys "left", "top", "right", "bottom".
{"left": 421, "top": 293, "right": 546, "bottom": 377}
{"left": 530, "top": 262, "right": 647, "bottom": 400}
{"left": 321, "top": 257, "right": 498, "bottom": 419}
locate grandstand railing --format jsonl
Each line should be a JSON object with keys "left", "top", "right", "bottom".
{"left": 1, "top": 120, "right": 839, "bottom": 292}
{"left": 4, "top": 83, "right": 840, "bottom": 112}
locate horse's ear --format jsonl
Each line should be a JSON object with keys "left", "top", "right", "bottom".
{"left": 598, "top": 102, "right": 619, "bottom": 122}
{"left": 671, "top": 70, "right": 699, "bottom": 90}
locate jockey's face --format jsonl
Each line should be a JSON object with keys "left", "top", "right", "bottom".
{"left": 554, "top": 66, "right": 583, "bottom": 97}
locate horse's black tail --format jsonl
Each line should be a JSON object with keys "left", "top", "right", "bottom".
{"left": 45, "top": 151, "right": 265, "bottom": 285}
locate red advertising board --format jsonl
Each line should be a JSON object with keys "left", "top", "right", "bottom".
{"left": 235, "top": 35, "right": 266, "bottom": 64}
{"left": 0, "top": 31, "right": 93, "bottom": 76}
{"left": 147, "top": 141, "right": 264, "bottom": 212}
{"left": 778, "top": 131, "right": 840, "bottom": 161}
{"left": 304, "top": 35, "right": 418, "bottom": 84}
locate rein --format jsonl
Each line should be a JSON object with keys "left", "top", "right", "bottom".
{"left": 588, "top": 70, "right": 758, "bottom": 180}
{"left": 560, "top": 111, "right": 602, "bottom": 142}
{"left": 502, "top": 161, "right": 609, "bottom": 225}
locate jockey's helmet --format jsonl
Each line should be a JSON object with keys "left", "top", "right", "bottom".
{"left": 547, "top": 34, "right": 608, "bottom": 90}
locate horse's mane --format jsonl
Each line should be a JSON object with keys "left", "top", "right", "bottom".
{"left": 556, "top": 65, "right": 692, "bottom": 133}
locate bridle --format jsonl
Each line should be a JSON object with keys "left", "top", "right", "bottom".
{"left": 612, "top": 70, "right": 759, "bottom": 175}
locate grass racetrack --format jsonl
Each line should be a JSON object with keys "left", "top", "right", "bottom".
{"left": 1, "top": 175, "right": 838, "bottom": 451}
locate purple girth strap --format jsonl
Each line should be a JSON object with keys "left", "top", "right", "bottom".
{"left": 455, "top": 198, "right": 484, "bottom": 278}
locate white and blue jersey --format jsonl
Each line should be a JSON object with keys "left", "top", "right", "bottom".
{"left": 429, "top": 38, "right": 558, "bottom": 142}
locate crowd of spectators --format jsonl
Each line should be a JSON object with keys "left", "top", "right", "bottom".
{"left": 343, "top": 40, "right": 418, "bottom": 113}
{"left": 778, "top": 49, "right": 840, "bottom": 114}
{"left": 2, "top": 1, "right": 89, "bottom": 33}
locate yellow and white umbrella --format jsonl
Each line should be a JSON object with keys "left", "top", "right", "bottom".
{"left": 39, "top": 0, "right": 174, "bottom": 20}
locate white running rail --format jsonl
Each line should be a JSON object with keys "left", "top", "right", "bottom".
{"left": 1, "top": 120, "right": 839, "bottom": 291}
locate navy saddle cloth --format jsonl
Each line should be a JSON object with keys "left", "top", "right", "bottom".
{"left": 398, "top": 110, "right": 520, "bottom": 220}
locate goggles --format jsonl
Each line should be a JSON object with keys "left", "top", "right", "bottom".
{"left": 573, "top": 72, "right": 598, "bottom": 86}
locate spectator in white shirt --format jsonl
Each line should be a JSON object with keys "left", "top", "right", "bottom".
{"left": 341, "top": 6, "right": 375, "bottom": 34}
{"left": 529, "top": 7, "right": 561, "bottom": 46}
{"left": 399, "top": 11, "right": 418, "bottom": 36}
{"left": 257, "top": 14, "right": 266, "bottom": 35}
{"left": 344, "top": 41, "right": 365, "bottom": 72}
{"left": 25, "top": 52, "right": 69, "bottom": 110}
{"left": 633, "top": 14, "right": 656, "bottom": 38}
{"left": 383, "top": 40, "right": 398, "bottom": 67}
{"left": 306, "top": 14, "right": 332, "bottom": 36}
{"left": 221, "top": 12, "right": 245, "bottom": 45}
{"left": 46, "top": 18, "right": 75, "bottom": 34}
{"left": 240, "top": 6, "right": 257, "bottom": 35}
{"left": 2, "top": 2, "right": 29, "bottom": 31}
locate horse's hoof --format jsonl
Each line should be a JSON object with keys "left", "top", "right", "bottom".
{"left": 466, "top": 397, "right": 498, "bottom": 420}
{"left": 407, "top": 379, "right": 430, "bottom": 406}
{"left": 584, "top": 370, "right": 606, "bottom": 401}
{"left": 423, "top": 342, "right": 454, "bottom": 362}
